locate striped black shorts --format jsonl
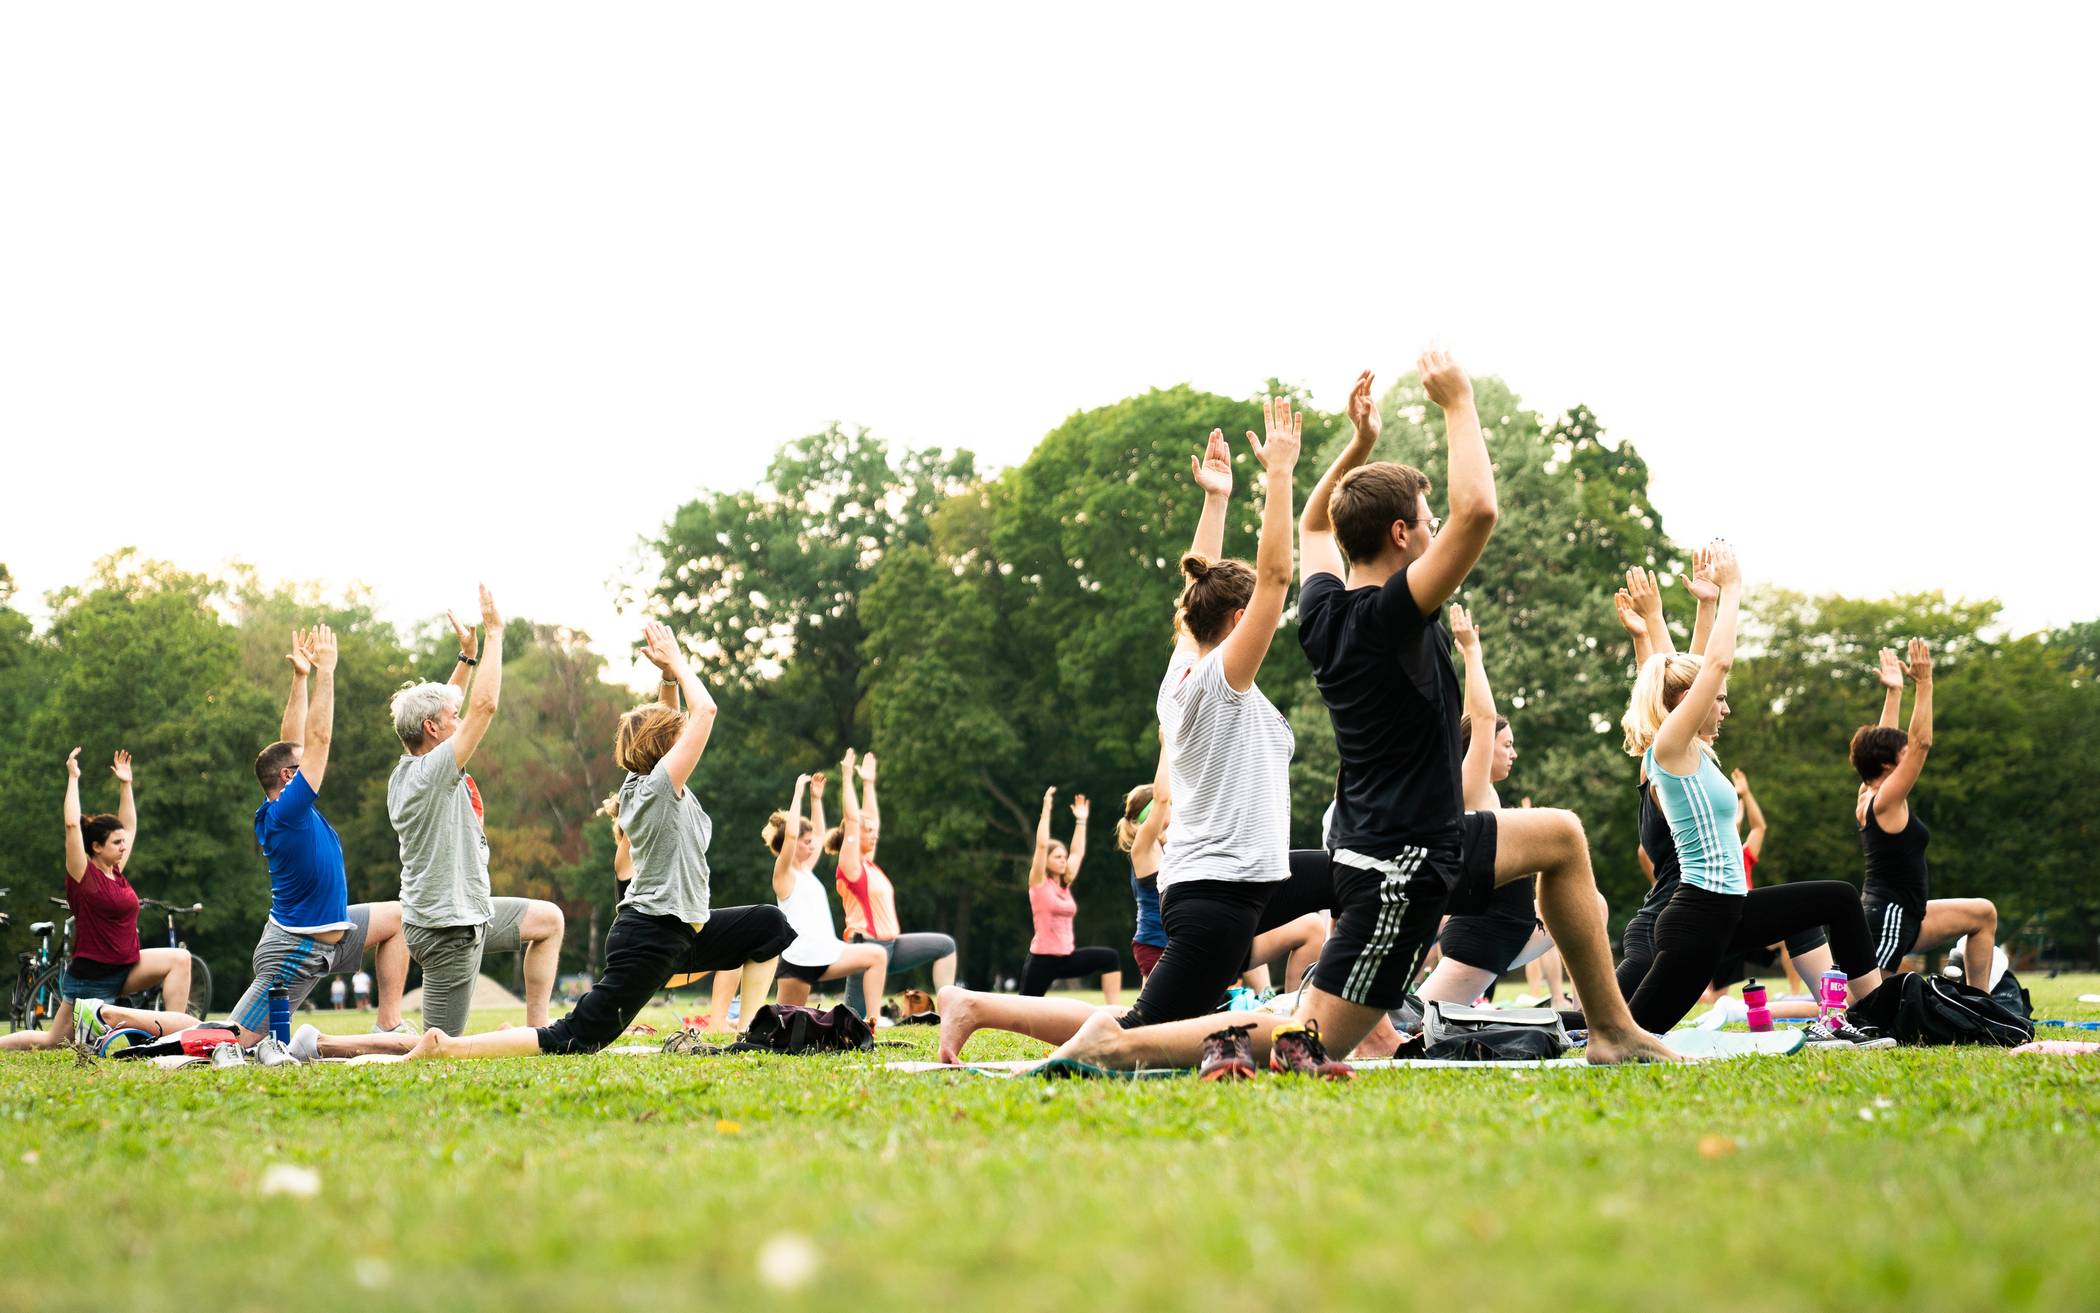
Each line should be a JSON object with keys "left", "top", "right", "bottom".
{"left": 1313, "top": 842, "right": 1490, "bottom": 1011}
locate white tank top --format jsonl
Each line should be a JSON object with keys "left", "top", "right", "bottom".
{"left": 778, "top": 866, "right": 844, "bottom": 968}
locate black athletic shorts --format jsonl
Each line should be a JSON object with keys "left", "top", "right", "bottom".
{"left": 1863, "top": 895, "right": 1922, "bottom": 972}
{"left": 1315, "top": 819, "right": 1498, "bottom": 1010}
{"left": 776, "top": 956, "right": 830, "bottom": 986}
{"left": 1435, "top": 814, "right": 1533, "bottom": 973}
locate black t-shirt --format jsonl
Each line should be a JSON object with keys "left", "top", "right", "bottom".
{"left": 1297, "top": 567, "right": 1463, "bottom": 857}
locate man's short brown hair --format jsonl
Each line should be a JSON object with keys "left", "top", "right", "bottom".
{"left": 1330, "top": 462, "right": 1432, "bottom": 565}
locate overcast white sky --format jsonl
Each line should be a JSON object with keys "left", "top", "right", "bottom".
{"left": 5, "top": 5, "right": 2095, "bottom": 685}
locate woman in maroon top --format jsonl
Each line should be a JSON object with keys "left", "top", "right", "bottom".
{"left": 1, "top": 749, "right": 195, "bottom": 1052}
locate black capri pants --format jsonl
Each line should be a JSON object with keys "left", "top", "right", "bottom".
{"left": 535, "top": 905, "right": 792, "bottom": 1055}
{"left": 1122, "top": 849, "right": 1335, "bottom": 1028}
{"left": 1624, "top": 880, "right": 1878, "bottom": 1034}
{"left": 1019, "top": 946, "right": 1123, "bottom": 996}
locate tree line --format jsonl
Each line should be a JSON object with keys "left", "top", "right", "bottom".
{"left": 4, "top": 370, "right": 2095, "bottom": 1001}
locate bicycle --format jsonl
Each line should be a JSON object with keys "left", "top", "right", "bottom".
{"left": 127, "top": 898, "right": 212, "bottom": 1020}
{"left": 7, "top": 896, "right": 69, "bottom": 1035}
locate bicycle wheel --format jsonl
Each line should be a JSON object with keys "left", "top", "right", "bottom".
{"left": 183, "top": 956, "right": 213, "bottom": 1020}
{"left": 7, "top": 965, "right": 32, "bottom": 1032}
{"left": 30, "top": 964, "right": 65, "bottom": 1032}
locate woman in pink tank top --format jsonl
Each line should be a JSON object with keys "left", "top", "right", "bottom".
{"left": 1018, "top": 788, "right": 1123, "bottom": 1001}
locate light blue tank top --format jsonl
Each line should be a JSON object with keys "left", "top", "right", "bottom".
{"left": 1642, "top": 746, "right": 1745, "bottom": 895}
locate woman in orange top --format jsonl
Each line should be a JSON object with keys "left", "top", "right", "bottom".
{"left": 831, "top": 752, "right": 957, "bottom": 1018}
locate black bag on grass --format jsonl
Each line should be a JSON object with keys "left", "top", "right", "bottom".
{"left": 725, "top": 1003, "right": 874, "bottom": 1055}
{"left": 1851, "top": 971, "right": 2033, "bottom": 1047}
{"left": 1989, "top": 967, "right": 2033, "bottom": 1022}
{"left": 1423, "top": 1026, "right": 1568, "bottom": 1062}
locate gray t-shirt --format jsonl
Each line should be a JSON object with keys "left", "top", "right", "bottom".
{"left": 618, "top": 760, "right": 713, "bottom": 925}
{"left": 388, "top": 738, "right": 493, "bottom": 928}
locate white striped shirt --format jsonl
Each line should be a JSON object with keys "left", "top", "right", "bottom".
{"left": 1155, "top": 647, "right": 1295, "bottom": 890}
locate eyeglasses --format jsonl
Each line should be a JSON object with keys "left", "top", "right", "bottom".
{"left": 1407, "top": 516, "right": 1443, "bottom": 534}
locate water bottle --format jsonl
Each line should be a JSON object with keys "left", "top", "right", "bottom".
{"left": 727, "top": 995, "right": 741, "bottom": 1024}
{"left": 1742, "top": 980, "right": 1773, "bottom": 1032}
{"left": 267, "top": 986, "right": 292, "bottom": 1045}
{"left": 1818, "top": 969, "right": 1849, "bottom": 1021}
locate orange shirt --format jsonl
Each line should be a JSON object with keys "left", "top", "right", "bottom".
{"left": 837, "top": 857, "right": 901, "bottom": 941}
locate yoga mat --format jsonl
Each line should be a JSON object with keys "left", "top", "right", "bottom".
{"left": 1662, "top": 1028, "right": 1805, "bottom": 1058}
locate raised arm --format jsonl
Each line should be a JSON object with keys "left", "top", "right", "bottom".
{"left": 1028, "top": 787, "right": 1055, "bottom": 888}
{"left": 1189, "top": 427, "right": 1232, "bottom": 563}
{"left": 446, "top": 609, "right": 480, "bottom": 693}
{"left": 1685, "top": 547, "right": 1719, "bottom": 656}
{"left": 111, "top": 750, "right": 137, "bottom": 838}
{"left": 280, "top": 628, "right": 313, "bottom": 744}
{"left": 858, "top": 751, "right": 879, "bottom": 835}
{"left": 1065, "top": 794, "right": 1091, "bottom": 886}
{"left": 300, "top": 625, "right": 339, "bottom": 794}
{"left": 1405, "top": 351, "right": 1499, "bottom": 615}
{"left": 1219, "top": 396, "right": 1302, "bottom": 692}
{"left": 640, "top": 620, "right": 717, "bottom": 791}
{"left": 1733, "top": 768, "right": 1767, "bottom": 861}
{"left": 1627, "top": 567, "right": 1674, "bottom": 660}
{"left": 773, "top": 774, "right": 810, "bottom": 901}
{"left": 1129, "top": 747, "right": 1171, "bottom": 872}
{"left": 1873, "top": 648, "right": 1904, "bottom": 729}
{"left": 1451, "top": 605, "right": 1499, "bottom": 811}
{"left": 836, "top": 748, "right": 864, "bottom": 888}
{"left": 448, "top": 585, "right": 505, "bottom": 769}
{"left": 62, "top": 749, "right": 87, "bottom": 880}
{"left": 808, "top": 770, "right": 828, "bottom": 859}
{"left": 1613, "top": 588, "right": 1654, "bottom": 667}
{"left": 1653, "top": 540, "right": 1740, "bottom": 774}
{"left": 1300, "top": 369, "right": 1380, "bottom": 583}
{"left": 1872, "top": 638, "right": 1935, "bottom": 815}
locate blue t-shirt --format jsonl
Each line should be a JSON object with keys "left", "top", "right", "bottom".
{"left": 1130, "top": 862, "right": 1165, "bottom": 949}
{"left": 1642, "top": 746, "right": 1745, "bottom": 895}
{"left": 254, "top": 771, "right": 353, "bottom": 934}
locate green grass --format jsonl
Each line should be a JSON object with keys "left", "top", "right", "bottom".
{"left": 3, "top": 978, "right": 2097, "bottom": 1313}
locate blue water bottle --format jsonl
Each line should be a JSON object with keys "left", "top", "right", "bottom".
{"left": 268, "top": 986, "right": 292, "bottom": 1044}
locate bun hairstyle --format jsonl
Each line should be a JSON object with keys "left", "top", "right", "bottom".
{"left": 762, "top": 809, "right": 796, "bottom": 855}
{"left": 1457, "top": 715, "right": 1511, "bottom": 753}
{"left": 1621, "top": 652, "right": 1705, "bottom": 755}
{"left": 1115, "top": 783, "right": 1157, "bottom": 852}
{"left": 824, "top": 825, "right": 847, "bottom": 855}
{"left": 1176, "top": 554, "right": 1257, "bottom": 646}
{"left": 1849, "top": 726, "right": 1909, "bottom": 783}
{"left": 80, "top": 813, "right": 124, "bottom": 856}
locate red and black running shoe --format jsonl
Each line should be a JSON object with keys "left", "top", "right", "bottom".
{"left": 1198, "top": 1023, "right": 1257, "bottom": 1081}
{"left": 1268, "top": 1019, "right": 1354, "bottom": 1080}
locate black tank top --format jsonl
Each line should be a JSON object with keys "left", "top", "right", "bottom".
{"left": 1860, "top": 793, "right": 1930, "bottom": 913}
{"left": 1637, "top": 772, "right": 1682, "bottom": 910}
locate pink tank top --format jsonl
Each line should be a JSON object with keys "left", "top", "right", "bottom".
{"left": 1028, "top": 879, "right": 1077, "bottom": 956}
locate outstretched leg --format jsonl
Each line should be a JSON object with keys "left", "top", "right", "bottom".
{"left": 934, "top": 986, "right": 1106, "bottom": 1064}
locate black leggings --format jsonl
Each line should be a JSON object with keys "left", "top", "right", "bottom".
{"left": 1124, "top": 849, "right": 1334, "bottom": 1028}
{"left": 1624, "top": 881, "right": 1878, "bottom": 1033}
{"left": 1019, "top": 946, "right": 1122, "bottom": 996}
{"left": 536, "top": 905, "right": 792, "bottom": 1055}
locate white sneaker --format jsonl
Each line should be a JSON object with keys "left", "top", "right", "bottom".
{"left": 372, "top": 1020, "right": 415, "bottom": 1035}
{"left": 209, "top": 1042, "right": 249, "bottom": 1068}
{"left": 875, "top": 1016, "right": 895, "bottom": 1029}
{"left": 254, "top": 1035, "right": 298, "bottom": 1067}
{"left": 289, "top": 1024, "right": 322, "bottom": 1064}
{"left": 1697, "top": 996, "right": 1750, "bottom": 1031}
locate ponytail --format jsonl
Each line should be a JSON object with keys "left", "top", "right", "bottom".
{"left": 1622, "top": 652, "right": 1704, "bottom": 756}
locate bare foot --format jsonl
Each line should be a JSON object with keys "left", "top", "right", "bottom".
{"left": 935, "top": 986, "right": 976, "bottom": 1064}
{"left": 1583, "top": 1026, "right": 1681, "bottom": 1065}
{"left": 1046, "top": 1011, "right": 1124, "bottom": 1067}
{"left": 404, "top": 1027, "right": 449, "bottom": 1061}
{"left": 1349, "top": 1013, "right": 1406, "bottom": 1061}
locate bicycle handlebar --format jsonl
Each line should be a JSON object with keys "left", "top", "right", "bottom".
{"left": 48, "top": 897, "right": 69, "bottom": 909}
{"left": 139, "top": 898, "right": 205, "bottom": 914}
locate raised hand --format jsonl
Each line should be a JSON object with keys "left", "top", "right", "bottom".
{"left": 448, "top": 609, "right": 479, "bottom": 660}
{"left": 858, "top": 751, "right": 877, "bottom": 783}
{"left": 309, "top": 623, "right": 339, "bottom": 674}
{"left": 1731, "top": 767, "right": 1750, "bottom": 797}
{"left": 1040, "top": 786, "right": 1057, "bottom": 815}
{"left": 810, "top": 771, "right": 828, "bottom": 796}
{"left": 1613, "top": 589, "right": 1646, "bottom": 638}
{"left": 287, "top": 627, "right": 314, "bottom": 678}
{"left": 1190, "top": 428, "right": 1233, "bottom": 498}
{"left": 1419, "top": 350, "right": 1473, "bottom": 411}
{"left": 1246, "top": 396, "right": 1304, "bottom": 473}
{"left": 1071, "top": 793, "right": 1090, "bottom": 821}
{"left": 1906, "top": 636, "right": 1933, "bottom": 684}
{"left": 1346, "top": 370, "right": 1380, "bottom": 445}
{"left": 1450, "top": 602, "right": 1480, "bottom": 652}
{"left": 478, "top": 583, "right": 503, "bottom": 634}
{"left": 65, "top": 747, "right": 81, "bottom": 780}
{"left": 1874, "top": 648, "right": 1904, "bottom": 690}
{"left": 111, "top": 750, "right": 133, "bottom": 784}
{"left": 1626, "top": 567, "right": 1665, "bottom": 616}
{"left": 1684, "top": 549, "right": 1721, "bottom": 604}
{"left": 640, "top": 621, "right": 682, "bottom": 674}
{"left": 1706, "top": 539, "right": 1740, "bottom": 588}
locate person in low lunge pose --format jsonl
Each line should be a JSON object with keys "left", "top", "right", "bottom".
{"left": 832, "top": 752, "right": 957, "bottom": 1019}
{"left": 405, "top": 622, "right": 789, "bottom": 1060}
{"left": 1618, "top": 543, "right": 1891, "bottom": 1046}
{"left": 3, "top": 750, "right": 198, "bottom": 1052}
{"left": 1054, "top": 357, "right": 1673, "bottom": 1073}
{"left": 1019, "top": 788, "right": 1122, "bottom": 1003}
{"left": 1853, "top": 639, "right": 1996, "bottom": 984}
{"left": 770, "top": 754, "right": 888, "bottom": 1019}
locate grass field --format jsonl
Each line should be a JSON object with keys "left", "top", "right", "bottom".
{"left": 3, "top": 976, "right": 2097, "bottom": 1313}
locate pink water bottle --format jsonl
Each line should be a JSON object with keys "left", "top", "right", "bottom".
{"left": 1819, "top": 969, "right": 1849, "bottom": 1020}
{"left": 1742, "top": 980, "right": 1773, "bottom": 1032}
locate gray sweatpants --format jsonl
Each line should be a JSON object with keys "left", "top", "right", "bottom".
{"left": 404, "top": 897, "right": 530, "bottom": 1036}
{"left": 843, "top": 931, "right": 957, "bottom": 1017}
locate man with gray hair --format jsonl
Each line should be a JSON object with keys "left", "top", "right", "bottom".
{"left": 387, "top": 584, "right": 564, "bottom": 1036}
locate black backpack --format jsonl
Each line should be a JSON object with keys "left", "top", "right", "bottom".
{"left": 1853, "top": 971, "right": 2033, "bottom": 1047}
{"left": 725, "top": 1003, "right": 874, "bottom": 1055}
{"left": 1989, "top": 967, "right": 2033, "bottom": 1021}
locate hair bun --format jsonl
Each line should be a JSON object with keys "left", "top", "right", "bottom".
{"left": 1181, "top": 554, "right": 1211, "bottom": 582}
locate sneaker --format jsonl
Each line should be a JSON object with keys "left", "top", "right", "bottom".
{"left": 660, "top": 1025, "right": 710, "bottom": 1055}
{"left": 72, "top": 998, "right": 111, "bottom": 1048}
{"left": 1268, "top": 1019, "right": 1354, "bottom": 1081}
{"left": 1198, "top": 1024, "right": 1257, "bottom": 1081}
{"left": 289, "top": 1024, "right": 322, "bottom": 1064}
{"left": 1803, "top": 1017, "right": 1898, "bottom": 1050}
{"left": 208, "top": 1041, "right": 249, "bottom": 1068}
{"left": 254, "top": 1035, "right": 298, "bottom": 1067}
{"left": 875, "top": 1016, "right": 895, "bottom": 1029}
{"left": 371, "top": 1020, "right": 415, "bottom": 1036}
